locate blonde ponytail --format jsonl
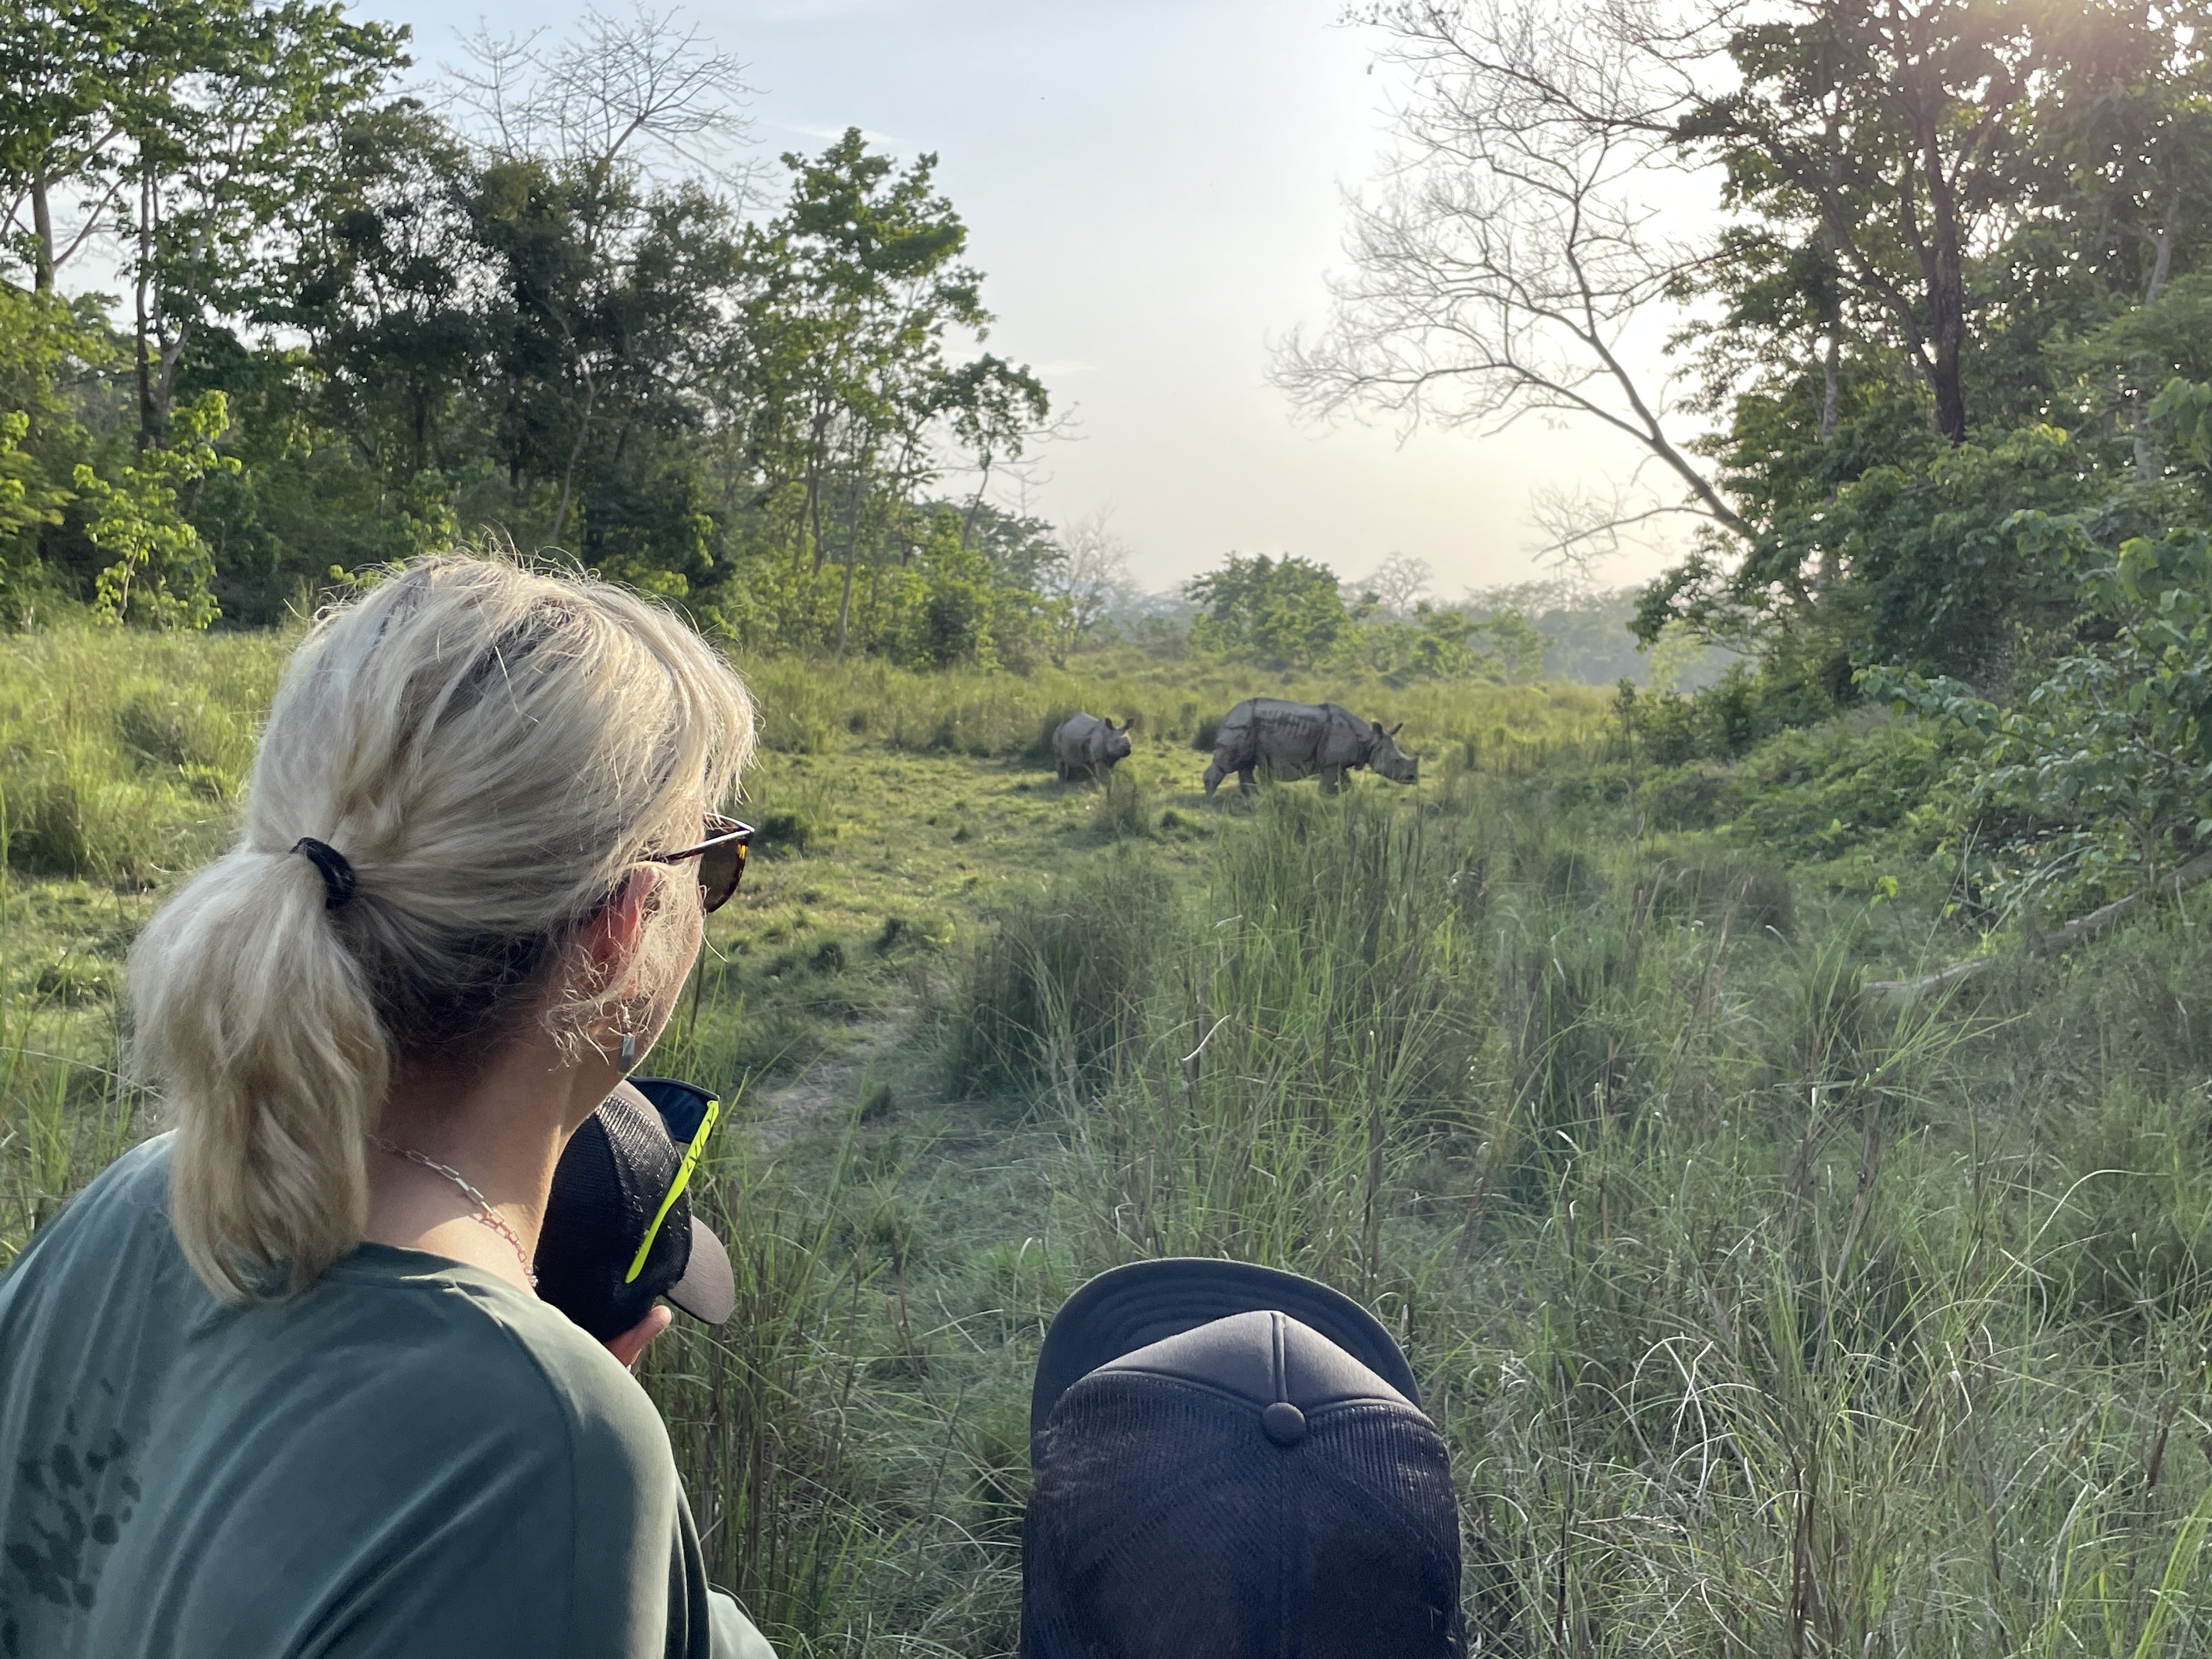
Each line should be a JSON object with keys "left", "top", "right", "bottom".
{"left": 134, "top": 849, "right": 388, "bottom": 1296}
{"left": 131, "top": 554, "right": 753, "bottom": 1301}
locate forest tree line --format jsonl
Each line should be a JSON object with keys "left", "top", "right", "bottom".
{"left": 1283, "top": 0, "right": 2212, "bottom": 905}
{"left": 13, "top": 0, "right": 2212, "bottom": 886}
{"left": 0, "top": 0, "right": 1085, "bottom": 664}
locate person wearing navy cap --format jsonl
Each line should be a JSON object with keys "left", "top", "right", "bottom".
{"left": 1023, "top": 1259, "right": 1466, "bottom": 1658}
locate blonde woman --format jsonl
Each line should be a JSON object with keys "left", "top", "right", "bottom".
{"left": 0, "top": 557, "right": 771, "bottom": 1658}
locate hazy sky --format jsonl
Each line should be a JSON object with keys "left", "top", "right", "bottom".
{"left": 370, "top": 0, "right": 1668, "bottom": 595}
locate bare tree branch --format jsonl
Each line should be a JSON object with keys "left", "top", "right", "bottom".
{"left": 1046, "top": 506, "right": 1134, "bottom": 655}
{"left": 1276, "top": 0, "right": 1747, "bottom": 538}
{"left": 1865, "top": 848, "right": 2212, "bottom": 1003}
{"left": 445, "top": 3, "right": 755, "bottom": 187}
{"left": 1348, "top": 551, "right": 1435, "bottom": 617}
{"left": 1526, "top": 476, "right": 1705, "bottom": 577}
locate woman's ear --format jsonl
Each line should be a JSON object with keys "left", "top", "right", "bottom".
{"left": 577, "top": 866, "right": 665, "bottom": 985}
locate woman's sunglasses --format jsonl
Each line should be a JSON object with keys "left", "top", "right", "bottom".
{"left": 646, "top": 814, "right": 753, "bottom": 913}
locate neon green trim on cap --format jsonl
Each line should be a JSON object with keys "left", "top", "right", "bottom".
{"left": 625, "top": 1094, "right": 721, "bottom": 1284}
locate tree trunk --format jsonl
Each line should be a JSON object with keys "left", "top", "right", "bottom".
{"left": 550, "top": 373, "right": 598, "bottom": 545}
{"left": 135, "top": 167, "right": 155, "bottom": 448}
{"left": 30, "top": 173, "right": 54, "bottom": 294}
{"left": 2135, "top": 187, "right": 2182, "bottom": 482}
{"left": 1912, "top": 97, "right": 1970, "bottom": 443}
{"left": 804, "top": 403, "right": 832, "bottom": 575}
{"left": 960, "top": 460, "right": 991, "bottom": 548}
{"left": 832, "top": 535, "right": 859, "bottom": 658}
{"left": 153, "top": 319, "right": 192, "bottom": 431}
{"left": 1820, "top": 326, "right": 1841, "bottom": 445}
{"left": 1818, "top": 145, "right": 1842, "bottom": 445}
{"left": 831, "top": 451, "right": 870, "bottom": 657}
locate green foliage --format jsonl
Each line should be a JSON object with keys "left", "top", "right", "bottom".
{"left": 1186, "top": 555, "right": 1609, "bottom": 684}
{"left": 1639, "top": 0, "right": 2212, "bottom": 788}
{"left": 1357, "top": 601, "right": 1544, "bottom": 683}
{"left": 1186, "top": 551, "right": 1350, "bottom": 668}
{"left": 0, "top": 287, "right": 116, "bottom": 625}
{"left": 0, "top": 12, "right": 1059, "bottom": 647}
{"left": 1864, "top": 380, "right": 2212, "bottom": 911}
{"left": 73, "top": 392, "right": 235, "bottom": 629}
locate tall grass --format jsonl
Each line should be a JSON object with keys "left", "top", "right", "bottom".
{"left": 735, "top": 647, "right": 1609, "bottom": 769}
{"left": 993, "top": 783, "right": 2212, "bottom": 1656}
{"left": 0, "top": 627, "right": 285, "bottom": 884}
{"left": 10, "top": 623, "right": 2212, "bottom": 1654}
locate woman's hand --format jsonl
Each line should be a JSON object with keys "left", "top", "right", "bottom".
{"left": 604, "top": 1304, "right": 674, "bottom": 1370}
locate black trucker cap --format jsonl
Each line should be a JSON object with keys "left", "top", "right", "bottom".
{"left": 1023, "top": 1259, "right": 1464, "bottom": 1659}
{"left": 535, "top": 1077, "right": 737, "bottom": 1341}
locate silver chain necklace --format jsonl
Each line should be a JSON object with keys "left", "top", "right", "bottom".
{"left": 366, "top": 1134, "right": 538, "bottom": 1290}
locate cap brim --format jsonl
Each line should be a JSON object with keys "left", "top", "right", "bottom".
{"left": 1029, "top": 1259, "right": 1418, "bottom": 1458}
{"left": 664, "top": 1216, "right": 735, "bottom": 1324}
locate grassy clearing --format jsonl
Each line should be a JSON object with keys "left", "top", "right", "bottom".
{"left": 7, "top": 625, "right": 2209, "bottom": 1656}
{"left": 0, "top": 628, "right": 1600, "bottom": 1143}
{"left": 682, "top": 784, "right": 2212, "bottom": 1656}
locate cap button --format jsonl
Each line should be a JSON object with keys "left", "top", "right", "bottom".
{"left": 1261, "top": 1401, "right": 1306, "bottom": 1447}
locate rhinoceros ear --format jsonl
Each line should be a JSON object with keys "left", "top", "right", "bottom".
{"left": 1387, "top": 722, "right": 1404, "bottom": 737}
{"left": 1370, "top": 720, "right": 1385, "bottom": 736}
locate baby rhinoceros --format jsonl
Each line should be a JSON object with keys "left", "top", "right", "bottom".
{"left": 1203, "top": 698, "right": 1418, "bottom": 797}
{"left": 1053, "top": 713, "right": 1135, "bottom": 782}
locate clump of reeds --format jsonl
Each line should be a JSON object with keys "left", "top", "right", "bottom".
{"left": 943, "top": 850, "right": 1170, "bottom": 1102}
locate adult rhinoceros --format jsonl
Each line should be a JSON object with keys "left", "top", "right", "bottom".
{"left": 1202, "top": 699, "right": 1418, "bottom": 797}
{"left": 1053, "top": 713, "right": 1134, "bottom": 782}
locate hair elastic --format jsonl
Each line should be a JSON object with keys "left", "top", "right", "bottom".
{"left": 291, "top": 838, "right": 357, "bottom": 910}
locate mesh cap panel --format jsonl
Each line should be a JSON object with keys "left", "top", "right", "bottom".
{"left": 1023, "top": 1372, "right": 1464, "bottom": 1659}
{"left": 534, "top": 1094, "right": 693, "bottom": 1340}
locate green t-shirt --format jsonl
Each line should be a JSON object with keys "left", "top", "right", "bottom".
{"left": 0, "top": 1135, "right": 769, "bottom": 1659}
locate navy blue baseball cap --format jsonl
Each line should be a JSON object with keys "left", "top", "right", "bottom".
{"left": 1023, "top": 1260, "right": 1464, "bottom": 1659}
{"left": 534, "top": 1077, "right": 736, "bottom": 1340}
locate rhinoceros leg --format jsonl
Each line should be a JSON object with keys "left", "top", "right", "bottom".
{"left": 1319, "top": 765, "right": 1344, "bottom": 795}
{"left": 1237, "top": 764, "right": 1257, "bottom": 796}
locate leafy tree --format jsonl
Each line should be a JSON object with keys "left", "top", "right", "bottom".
{"left": 729, "top": 131, "right": 1045, "bottom": 654}
{"left": 74, "top": 390, "right": 234, "bottom": 627}
{"left": 280, "top": 102, "right": 484, "bottom": 490}
{"left": 0, "top": 285, "right": 112, "bottom": 622}
{"left": 0, "top": 0, "right": 132, "bottom": 292}
{"left": 1870, "top": 379, "right": 2212, "bottom": 907}
{"left": 1187, "top": 554, "right": 1353, "bottom": 669}
{"left": 0, "top": 5, "right": 1057, "bottom": 646}
{"left": 1361, "top": 602, "right": 1545, "bottom": 683}
{"left": 115, "top": 0, "right": 402, "bottom": 441}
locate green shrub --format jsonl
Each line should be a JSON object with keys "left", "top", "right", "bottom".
{"left": 945, "top": 851, "right": 1171, "bottom": 1097}
{"left": 1028, "top": 708, "right": 1080, "bottom": 764}
{"left": 1643, "top": 852, "right": 1795, "bottom": 937}
{"left": 1087, "top": 770, "right": 1150, "bottom": 840}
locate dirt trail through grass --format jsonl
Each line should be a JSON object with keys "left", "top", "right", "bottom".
{"left": 749, "top": 1003, "right": 913, "bottom": 1148}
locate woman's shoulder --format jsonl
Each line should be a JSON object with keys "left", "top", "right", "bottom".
{"left": 6, "top": 1137, "right": 673, "bottom": 1491}
{"left": 328, "top": 1246, "right": 681, "bottom": 1499}
{"left": 0, "top": 1134, "right": 182, "bottom": 1321}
